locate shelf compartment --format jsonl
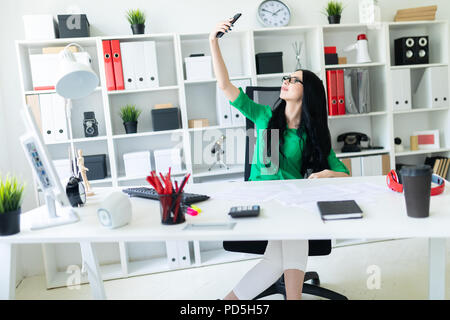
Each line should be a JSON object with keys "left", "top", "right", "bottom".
{"left": 322, "top": 24, "right": 387, "bottom": 66}
{"left": 108, "top": 90, "right": 181, "bottom": 135}
{"left": 388, "top": 21, "right": 449, "bottom": 67}
{"left": 114, "top": 134, "right": 186, "bottom": 180}
{"left": 254, "top": 26, "right": 322, "bottom": 76}
{"left": 180, "top": 31, "right": 252, "bottom": 81}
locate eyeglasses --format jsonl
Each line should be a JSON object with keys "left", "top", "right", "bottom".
{"left": 282, "top": 76, "right": 303, "bottom": 85}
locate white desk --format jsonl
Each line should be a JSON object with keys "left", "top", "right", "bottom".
{"left": 1, "top": 176, "right": 449, "bottom": 300}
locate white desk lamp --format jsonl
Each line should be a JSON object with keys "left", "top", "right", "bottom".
{"left": 19, "top": 43, "right": 99, "bottom": 230}
{"left": 56, "top": 43, "right": 99, "bottom": 99}
{"left": 56, "top": 43, "right": 99, "bottom": 192}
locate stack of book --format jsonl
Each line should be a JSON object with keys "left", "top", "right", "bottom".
{"left": 394, "top": 5, "right": 437, "bottom": 22}
{"left": 425, "top": 156, "right": 449, "bottom": 179}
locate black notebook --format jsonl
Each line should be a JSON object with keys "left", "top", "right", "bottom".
{"left": 317, "top": 200, "right": 363, "bottom": 221}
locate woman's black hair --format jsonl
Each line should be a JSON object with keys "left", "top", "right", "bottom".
{"left": 264, "top": 69, "right": 332, "bottom": 177}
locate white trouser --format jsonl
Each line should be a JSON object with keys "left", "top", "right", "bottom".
{"left": 233, "top": 240, "right": 309, "bottom": 300}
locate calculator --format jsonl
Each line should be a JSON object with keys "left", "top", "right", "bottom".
{"left": 228, "top": 205, "right": 260, "bottom": 218}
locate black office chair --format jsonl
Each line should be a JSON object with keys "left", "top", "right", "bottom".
{"left": 223, "top": 86, "right": 347, "bottom": 300}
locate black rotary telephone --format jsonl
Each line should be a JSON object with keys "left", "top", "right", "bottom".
{"left": 337, "top": 132, "right": 369, "bottom": 153}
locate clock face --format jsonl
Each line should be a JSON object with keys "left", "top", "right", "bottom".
{"left": 258, "top": 0, "right": 291, "bottom": 27}
{"left": 79, "top": 182, "right": 86, "bottom": 204}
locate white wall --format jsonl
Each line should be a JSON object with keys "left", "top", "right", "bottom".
{"left": 0, "top": 0, "right": 449, "bottom": 278}
{"left": 0, "top": 95, "right": 12, "bottom": 174}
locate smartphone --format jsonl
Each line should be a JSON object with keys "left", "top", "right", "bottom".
{"left": 216, "top": 13, "right": 242, "bottom": 38}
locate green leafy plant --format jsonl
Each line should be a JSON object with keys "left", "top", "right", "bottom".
{"left": 119, "top": 104, "right": 142, "bottom": 123}
{"left": 0, "top": 176, "right": 25, "bottom": 214}
{"left": 126, "top": 9, "right": 146, "bottom": 25}
{"left": 323, "top": 1, "right": 344, "bottom": 16}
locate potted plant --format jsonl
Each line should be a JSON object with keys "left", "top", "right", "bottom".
{"left": 323, "top": 1, "right": 344, "bottom": 24}
{"left": 0, "top": 176, "right": 25, "bottom": 236}
{"left": 126, "top": 9, "right": 146, "bottom": 35}
{"left": 120, "top": 104, "right": 142, "bottom": 134}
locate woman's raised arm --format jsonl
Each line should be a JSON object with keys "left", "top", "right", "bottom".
{"left": 209, "top": 18, "right": 240, "bottom": 102}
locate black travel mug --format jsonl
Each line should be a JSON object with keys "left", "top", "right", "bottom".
{"left": 399, "top": 165, "right": 432, "bottom": 218}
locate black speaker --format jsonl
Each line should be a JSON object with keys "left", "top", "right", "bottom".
{"left": 394, "top": 36, "right": 429, "bottom": 66}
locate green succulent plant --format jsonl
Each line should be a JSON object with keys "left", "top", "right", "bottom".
{"left": 126, "top": 9, "right": 146, "bottom": 25}
{"left": 0, "top": 175, "right": 25, "bottom": 214}
{"left": 323, "top": 1, "right": 344, "bottom": 16}
{"left": 119, "top": 104, "right": 142, "bottom": 123}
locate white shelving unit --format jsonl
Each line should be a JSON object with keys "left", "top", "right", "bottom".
{"left": 15, "top": 20, "right": 450, "bottom": 288}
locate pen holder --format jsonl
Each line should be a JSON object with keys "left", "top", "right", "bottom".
{"left": 159, "top": 192, "right": 186, "bottom": 225}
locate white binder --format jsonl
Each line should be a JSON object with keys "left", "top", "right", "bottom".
{"left": 39, "top": 94, "right": 56, "bottom": 143}
{"left": 132, "top": 42, "right": 147, "bottom": 90}
{"left": 230, "top": 79, "right": 250, "bottom": 126}
{"left": 51, "top": 94, "right": 69, "bottom": 142}
{"left": 216, "top": 79, "right": 251, "bottom": 127}
{"left": 413, "top": 66, "right": 449, "bottom": 109}
{"left": 120, "top": 42, "right": 137, "bottom": 90}
{"left": 176, "top": 241, "right": 191, "bottom": 268}
{"left": 143, "top": 41, "right": 159, "bottom": 88}
{"left": 165, "top": 240, "right": 179, "bottom": 269}
{"left": 216, "top": 84, "right": 233, "bottom": 126}
{"left": 391, "top": 69, "right": 411, "bottom": 111}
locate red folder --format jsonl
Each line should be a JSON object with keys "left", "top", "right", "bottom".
{"left": 326, "top": 70, "right": 338, "bottom": 116}
{"left": 111, "top": 40, "right": 125, "bottom": 90}
{"left": 102, "top": 40, "right": 116, "bottom": 91}
{"left": 336, "top": 69, "right": 346, "bottom": 115}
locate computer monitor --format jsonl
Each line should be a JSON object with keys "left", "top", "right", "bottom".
{"left": 20, "top": 103, "right": 79, "bottom": 230}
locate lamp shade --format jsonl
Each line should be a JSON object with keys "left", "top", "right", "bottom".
{"left": 55, "top": 47, "right": 99, "bottom": 99}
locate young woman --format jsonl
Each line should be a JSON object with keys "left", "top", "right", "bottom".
{"left": 210, "top": 18, "right": 350, "bottom": 300}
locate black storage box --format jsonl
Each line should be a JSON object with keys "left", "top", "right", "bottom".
{"left": 255, "top": 52, "right": 283, "bottom": 74}
{"left": 84, "top": 154, "right": 107, "bottom": 180}
{"left": 325, "top": 53, "right": 339, "bottom": 65}
{"left": 57, "top": 14, "right": 90, "bottom": 38}
{"left": 394, "top": 36, "right": 429, "bottom": 65}
{"left": 151, "top": 108, "right": 181, "bottom": 131}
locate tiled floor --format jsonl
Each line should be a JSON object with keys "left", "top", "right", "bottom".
{"left": 15, "top": 238, "right": 450, "bottom": 300}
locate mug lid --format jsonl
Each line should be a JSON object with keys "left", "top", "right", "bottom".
{"left": 399, "top": 164, "right": 432, "bottom": 176}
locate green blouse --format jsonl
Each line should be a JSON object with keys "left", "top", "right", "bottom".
{"left": 230, "top": 87, "right": 350, "bottom": 181}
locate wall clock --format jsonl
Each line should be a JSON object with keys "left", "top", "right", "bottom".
{"left": 257, "top": 0, "right": 291, "bottom": 27}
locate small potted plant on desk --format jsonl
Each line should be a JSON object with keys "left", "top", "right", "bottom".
{"left": 324, "top": 1, "right": 344, "bottom": 24}
{"left": 0, "top": 176, "right": 25, "bottom": 236}
{"left": 126, "top": 9, "right": 146, "bottom": 35}
{"left": 120, "top": 104, "right": 142, "bottom": 134}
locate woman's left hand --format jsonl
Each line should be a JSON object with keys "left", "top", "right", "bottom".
{"left": 308, "top": 169, "right": 344, "bottom": 179}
